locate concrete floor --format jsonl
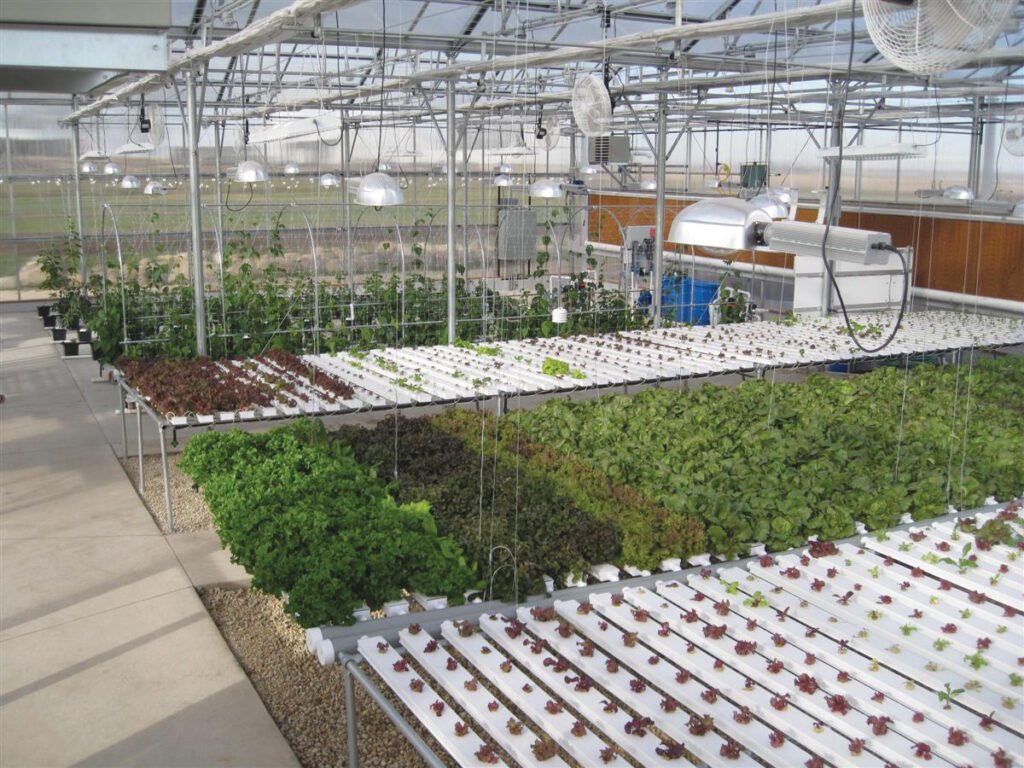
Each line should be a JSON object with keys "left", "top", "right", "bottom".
{"left": 0, "top": 304, "right": 299, "bottom": 768}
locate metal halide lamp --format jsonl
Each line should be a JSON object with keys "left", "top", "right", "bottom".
{"left": 283, "top": 162, "right": 301, "bottom": 176}
{"left": 668, "top": 198, "right": 891, "bottom": 265}
{"left": 749, "top": 191, "right": 790, "bottom": 220}
{"left": 80, "top": 161, "right": 98, "bottom": 174}
{"left": 355, "top": 171, "right": 405, "bottom": 206}
{"left": 491, "top": 173, "right": 512, "bottom": 187}
{"left": 234, "top": 160, "right": 269, "bottom": 183}
{"left": 943, "top": 185, "right": 974, "bottom": 201}
{"left": 668, "top": 198, "right": 770, "bottom": 254}
{"left": 103, "top": 161, "right": 122, "bottom": 176}
{"left": 498, "top": 163, "right": 513, "bottom": 175}
{"left": 529, "top": 177, "right": 563, "bottom": 199}
{"left": 319, "top": 172, "right": 340, "bottom": 189}
{"left": 143, "top": 180, "right": 169, "bottom": 195}
{"left": 120, "top": 175, "right": 141, "bottom": 190}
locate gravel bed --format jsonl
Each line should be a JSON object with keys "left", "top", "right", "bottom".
{"left": 200, "top": 587, "right": 465, "bottom": 768}
{"left": 120, "top": 452, "right": 213, "bottom": 533}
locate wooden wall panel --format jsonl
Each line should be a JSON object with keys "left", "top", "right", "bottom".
{"left": 589, "top": 193, "right": 1024, "bottom": 301}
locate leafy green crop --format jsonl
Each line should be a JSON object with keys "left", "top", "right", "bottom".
{"left": 332, "top": 415, "right": 621, "bottom": 599}
{"left": 518, "top": 358, "right": 1024, "bottom": 556}
{"left": 180, "top": 420, "right": 479, "bottom": 626}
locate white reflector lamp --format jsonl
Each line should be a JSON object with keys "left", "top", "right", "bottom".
{"left": 143, "top": 181, "right": 169, "bottom": 195}
{"left": 529, "top": 178, "right": 563, "bottom": 199}
{"left": 320, "top": 172, "right": 340, "bottom": 189}
{"left": 103, "top": 161, "right": 122, "bottom": 176}
{"left": 355, "top": 172, "right": 404, "bottom": 206}
{"left": 120, "top": 175, "right": 141, "bottom": 190}
{"left": 234, "top": 160, "right": 269, "bottom": 183}
{"left": 283, "top": 162, "right": 301, "bottom": 175}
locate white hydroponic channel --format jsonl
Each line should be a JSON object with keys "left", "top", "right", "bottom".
{"left": 345, "top": 503, "right": 1023, "bottom": 767}
{"left": 157, "top": 310, "right": 1023, "bottom": 424}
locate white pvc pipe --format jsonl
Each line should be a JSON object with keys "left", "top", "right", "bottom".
{"left": 587, "top": 241, "right": 793, "bottom": 279}
{"left": 911, "top": 287, "right": 1024, "bottom": 317}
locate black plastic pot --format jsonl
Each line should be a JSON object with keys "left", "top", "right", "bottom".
{"left": 43, "top": 314, "right": 58, "bottom": 328}
{"left": 51, "top": 327, "right": 67, "bottom": 342}
{"left": 77, "top": 328, "right": 92, "bottom": 343}
{"left": 37, "top": 304, "right": 51, "bottom": 318}
{"left": 62, "top": 341, "right": 80, "bottom": 357}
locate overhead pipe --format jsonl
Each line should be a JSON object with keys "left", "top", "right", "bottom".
{"left": 62, "top": 0, "right": 367, "bottom": 125}
{"left": 259, "top": 1, "right": 857, "bottom": 115}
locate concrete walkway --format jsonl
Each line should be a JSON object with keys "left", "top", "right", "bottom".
{"left": 0, "top": 304, "right": 299, "bottom": 768}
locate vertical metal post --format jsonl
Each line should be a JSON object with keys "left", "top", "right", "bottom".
{"left": 462, "top": 114, "right": 470, "bottom": 277}
{"left": 854, "top": 124, "right": 864, "bottom": 201}
{"left": 344, "top": 665, "right": 359, "bottom": 768}
{"left": 652, "top": 91, "right": 668, "bottom": 329}
{"left": 135, "top": 400, "right": 145, "bottom": 493}
{"left": 71, "top": 109, "right": 87, "bottom": 284}
{"left": 684, "top": 123, "right": 692, "bottom": 193}
{"left": 214, "top": 121, "right": 225, "bottom": 267}
{"left": 894, "top": 123, "right": 903, "bottom": 203}
{"left": 446, "top": 77, "right": 457, "bottom": 344}
{"left": 967, "top": 97, "right": 983, "bottom": 197}
{"left": 119, "top": 382, "right": 129, "bottom": 459}
{"left": 185, "top": 68, "right": 208, "bottom": 356}
{"left": 159, "top": 425, "right": 174, "bottom": 532}
{"left": 3, "top": 104, "right": 20, "bottom": 300}
{"left": 342, "top": 120, "right": 355, "bottom": 308}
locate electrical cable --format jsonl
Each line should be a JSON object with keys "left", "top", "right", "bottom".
{"left": 819, "top": 0, "right": 906, "bottom": 355}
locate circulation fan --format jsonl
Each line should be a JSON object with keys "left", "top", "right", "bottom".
{"left": 535, "top": 114, "right": 561, "bottom": 151}
{"left": 863, "top": 0, "right": 1017, "bottom": 76}
{"left": 1004, "top": 109, "right": 1024, "bottom": 159}
{"left": 571, "top": 73, "right": 613, "bottom": 137}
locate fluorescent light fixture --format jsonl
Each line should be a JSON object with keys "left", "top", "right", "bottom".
{"left": 283, "top": 162, "right": 301, "bottom": 175}
{"left": 113, "top": 141, "right": 155, "bottom": 156}
{"left": 103, "top": 162, "right": 122, "bottom": 176}
{"left": 355, "top": 172, "right": 404, "bottom": 206}
{"left": 120, "top": 175, "right": 141, "bottom": 190}
{"left": 529, "top": 178, "right": 563, "bottom": 199}
{"left": 248, "top": 112, "right": 341, "bottom": 144}
{"left": 79, "top": 150, "right": 108, "bottom": 161}
{"left": 234, "top": 160, "right": 269, "bottom": 184}
{"left": 491, "top": 173, "right": 512, "bottom": 187}
{"left": 817, "top": 142, "right": 925, "bottom": 162}
{"left": 143, "top": 180, "right": 169, "bottom": 195}
{"left": 319, "top": 172, "right": 339, "bottom": 189}
{"left": 79, "top": 161, "right": 98, "bottom": 174}
{"left": 943, "top": 185, "right": 974, "bottom": 201}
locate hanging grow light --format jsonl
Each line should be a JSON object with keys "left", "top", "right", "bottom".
{"left": 120, "top": 175, "right": 141, "bottom": 190}
{"left": 283, "top": 162, "right": 301, "bottom": 175}
{"left": 355, "top": 172, "right": 404, "bottom": 206}
{"left": 143, "top": 180, "right": 169, "bottom": 195}
{"left": 234, "top": 160, "right": 269, "bottom": 183}
{"left": 529, "top": 178, "right": 563, "bottom": 199}
{"left": 79, "top": 161, "right": 98, "bottom": 174}
{"left": 320, "top": 172, "right": 340, "bottom": 189}
{"left": 103, "top": 161, "right": 122, "bottom": 176}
